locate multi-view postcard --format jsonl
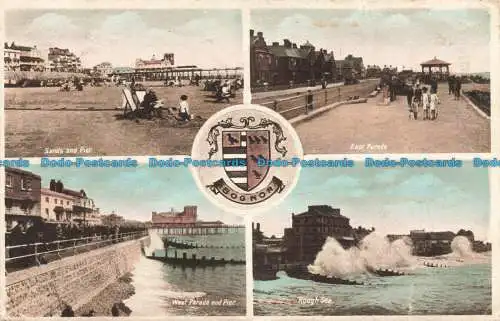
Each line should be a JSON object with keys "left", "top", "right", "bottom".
{"left": 5, "top": 165, "right": 246, "bottom": 317}
{"left": 250, "top": 9, "right": 491, "bottom": 153}
{"left": 4, "top": 9, "right": 243, "bottom": 157}
{"left": 1, "top": 1, "right": 500, "bottom": 320}
{"left": 253, "top": 161, "right": 491, "bottom": 316}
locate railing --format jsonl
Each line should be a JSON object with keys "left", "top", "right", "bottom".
{"left": 253, "top": 80, "right": 377, "bottom": 120}
{"left": 5, "top": 231, "right": 148, "bottom": 271}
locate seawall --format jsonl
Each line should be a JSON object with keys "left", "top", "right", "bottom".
{"left": 6, "top": 237, "right": 149, "bottom": 317}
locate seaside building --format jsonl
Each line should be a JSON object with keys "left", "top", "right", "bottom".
{"left": 135, "top": 53, "right": 175, "bottom": 72}
{"left": 410, "top": 230, "right": 456, "bottom": 256}
{"left": 4, "top": 45, "right": 21, "bottom": 71}
{"left": 284, "top": 205, "right": 356, "bottom": 263}
{"left": 45, "top": 179, "right": 97, "bottom": 225}
{"left": 48, "top": 47, "right": 82, "bottom": 72}
{"left": 4, "top": 42, "right": 45, "bottom": 72}
{"left": 250, "top": 30, "right": 338, "bottom": 86}
{"left": 93, "top": 62, "right": 113, "bottom": 78}
{"left": 151, "top": 206, "right": 198, "bottom": 227}
{"left": 100, "top": 211, "right": 125, "bottom": 226}
{"left": 4, "top": 168, "right": 42, "bottom": 230}
{"left": 41, "top": 187, "right": 74, "bottom": 222}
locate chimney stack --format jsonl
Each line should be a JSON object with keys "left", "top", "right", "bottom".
{"left": 292, "top": 43, "right": 297, "bottom": 49}
{"left": 257, "top": 222, "right": 261, "bottom": 231}
{"left": 250, "top": 29, "right": 254, "bottom": 37}
{"left": 283, "top": 39, "right": 292, "bottom": 48}
{"left": 272, "top": 42, "right": 279, "bottom": 46}
{"left": 49, "top": 179, "right": 56, "bottom": 191}
{"left": 257, "top": 32, "right": 263, "bottom": 38}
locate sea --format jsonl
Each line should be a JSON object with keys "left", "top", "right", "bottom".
{"left": 124, "top": 231, "right": 246, "bottom": 316}
{"left": 254, "top": 235, "right": 491, "bottom": 316}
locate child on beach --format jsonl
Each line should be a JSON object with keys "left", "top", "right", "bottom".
{"left": 422, "top": 87, "right": 430, "bottom": 120}
{"left": 178, "top": 95, "right": 191, "bottom": 121}
{"left": 430, "top": 92, "right": 438, "bottom": 120}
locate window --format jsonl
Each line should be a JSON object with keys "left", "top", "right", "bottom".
{"left": 21, "top": 178, "right": 32, "bottom": 191}
{"left": 60, "top": 200, "right": 63, "bottom": 205}
{"left": 67, "top": 201, "right": 70, "bottom": 205}
{"left": 54, "top": 198, "right": 57, "bottom": 203}
{"left": 45, "top": 208, "right": 49, "bottom": 216}
{"left": 45, "top": 197, "right": 49, "bottom": 202}
{"left": 5, "top": 175, "right": 12, "bottom": 188}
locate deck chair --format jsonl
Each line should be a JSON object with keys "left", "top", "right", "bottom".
{"left": 121, "top": 88, "right": 139, "bottom": 117}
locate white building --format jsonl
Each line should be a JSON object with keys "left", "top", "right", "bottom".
{"left": 41, "top": 188, "right": 74, "bottom": 222}
{"left": 135, "top": 53, "right": 175, "bottom": 71}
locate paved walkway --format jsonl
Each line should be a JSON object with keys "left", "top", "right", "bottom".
{"left": 295, "top": 84, "right": 490, "bottom": 154}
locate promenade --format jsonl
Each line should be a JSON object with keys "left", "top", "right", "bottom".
{"left": 295, "top": 84, "right": 490, "bottom": 154}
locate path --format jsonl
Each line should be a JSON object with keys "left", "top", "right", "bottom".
{"left": 295, "top": 84, "right": 490, "bottom": 154}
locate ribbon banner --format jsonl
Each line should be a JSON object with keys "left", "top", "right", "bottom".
{"left": 207, "top": 176, "right": 285, "bottom": 205}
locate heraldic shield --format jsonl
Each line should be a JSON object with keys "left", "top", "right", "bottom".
{"left": 222, "top": 130, "right": 270, "bottom": 192}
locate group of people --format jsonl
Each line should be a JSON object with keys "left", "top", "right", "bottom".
{"left": 406, "top": 81, "right": 440, "bottom": 120}
{"left": 6, "top": 220, "right": 146, "bottom": 268}
{"left": 59, "top": 77, "right": 84, "bottom": 91}
{"left": 447, "top": 75, "right": 462, "bottom": 100}
{"left": 127, "top": 79, "right": 192, "bottom": 121}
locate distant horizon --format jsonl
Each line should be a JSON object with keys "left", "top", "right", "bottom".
{"left": 255, "top": 216, "right": 490, "bottom": 242}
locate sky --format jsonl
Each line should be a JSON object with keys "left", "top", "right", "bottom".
{"left": 254, "top": 161, "right": 491, "bottom": 242}
{"left": 29, "top": 164, "right": 243, "bottom": 225}
{"left": 251, "top": 9, "right": 491, "bottom": 73}
{"left": 6, "top": 10, "right": 242, "bottom": 68}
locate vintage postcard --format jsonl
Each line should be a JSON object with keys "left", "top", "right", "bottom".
{"left": 4, "top": 164, "right": 246, "bottom": 317}
{"left": 253, "top": 161, "right": 492, "bottom": 315}
{"left": 4, "top": 9, "right": 243, "bottom": 157}
{"left": 250, "top": 9, "right": 491, "bottom": 153}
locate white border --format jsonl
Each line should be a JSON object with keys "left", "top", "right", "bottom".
{"left": 1, "top": 1, "right": 499, "bottom": 320}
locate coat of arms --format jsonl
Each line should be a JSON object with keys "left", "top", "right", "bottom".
{"left": 206, "top": 116, "right": 287, "bottom": 205}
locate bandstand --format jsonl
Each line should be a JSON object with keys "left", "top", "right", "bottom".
{"left": 420, "top": 57, "right": 451, "bottom": 81}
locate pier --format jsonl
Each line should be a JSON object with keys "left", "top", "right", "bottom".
{"left": 151, "top": 224, "right": 245, "bottom": 236}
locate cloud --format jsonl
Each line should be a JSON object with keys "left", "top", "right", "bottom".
{"left": 251, "top": 9, "right": 490, "bottom": 72}
{"left": 10, "top": 10, "right": 242, "bottom": 68}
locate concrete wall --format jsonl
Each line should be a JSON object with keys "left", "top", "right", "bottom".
{"left": 6, "top": 237, "right": 148, "bottom": 317}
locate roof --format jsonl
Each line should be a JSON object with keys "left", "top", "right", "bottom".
{"left": 41, "top": 188, "right": 75, "bottom": 199}
{"left": 5, "top": 167, "right": 41, "bottom": 179}
{"left": 139, "top": 59, "right": 163, "bottom": 65}
{"left": 9, "top": 44, "right": 32, "bottom": 51}
{"left": 421, "top": 57, "right": 451, "bottom": 66}
{"left": 294, "top": 205, "right": 347, "bottom": 218}
{"left": 269, "top": 46, "right": 308, "bottom": 59}
{"left": 62, "top": 188, "right": 84, "bottom": 198}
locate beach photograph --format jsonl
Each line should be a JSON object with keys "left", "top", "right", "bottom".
{"left": 5, "top": 165, "right": 246, "bottom": 317}
{"left": 250, "top": 9, "right": 491, "bottom": 153}
{"left": 253, "top": 161, "right": 491, "bottom": 315}
{"left": 5, "top": 10, "right": 243, "bottom": 157}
